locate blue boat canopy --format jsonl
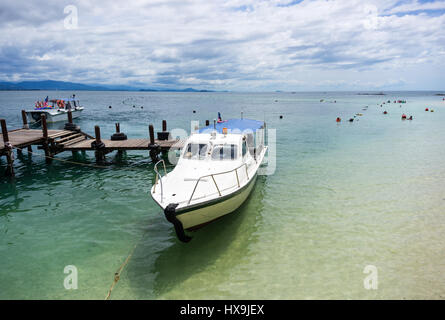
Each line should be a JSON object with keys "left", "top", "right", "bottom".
{"left": 198, "top": 118, "right": 264, "bottom": 134}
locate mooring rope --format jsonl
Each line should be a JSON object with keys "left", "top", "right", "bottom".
{"left": 12, "top": 146, "right": 110, "bottom": 169}
{"left": 29, "top": 118, "right": 42, "bottom": 127}
{"left": 105, "top": 243, "right": 138, "bottom": 300}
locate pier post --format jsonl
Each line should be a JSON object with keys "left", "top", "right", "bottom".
{"left": 110, "top": 122, "right": 127, "bottom": 157}
{"left": 148, "top": 124, "right": 159, "bottom": 162}
{"left": 1, "top": 119, "right": 15, "bottom": 176}
{"left": 41, "top": 114, "right": 48, "bottom": 139}
{"left": 95, "top": 125, "right": 101, "bottom": 144}
{"left": 157, "top": 120, "right": 170, "bottom": 141}
{"left": 21, "top": 110, "right": 29, "bottom": 129}
{"left": 115, "top": 123, "right": 123, "bottom": 157}
{"left": 206, "top": 120, "right": 209, "bottom": 127}
{"left": 94, "top": 125, "right": 105, "bottom": 163}
{"left": 41, "top": 114, "right": 52, "bottom": 164}
{"left": 64, "top": 109, "right": 80, "bottom": 131}
{"left": 24, "top": 109, "right": 32, "bottom": 153}
{"left": 149, "top": 124, "right": 155, "bottom": 146}
{"left": 1, "top": 119, "right": 9, "bottom": 145}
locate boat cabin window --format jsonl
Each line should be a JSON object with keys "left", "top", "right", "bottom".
{"left": 211, "top": 144, "right": 238, "bottom": 160}
{"left": 183, "top": 143, "right": 208, "bottom": 160}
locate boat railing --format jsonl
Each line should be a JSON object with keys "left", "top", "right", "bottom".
{"left": 153, "top": 159, "right": 168, "bottom": 202}
{"left": 188, "top": 163, "right": 249, "bottom": 205}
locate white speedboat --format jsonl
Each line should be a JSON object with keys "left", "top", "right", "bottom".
{"left": 150, "top": 118, "right": 268, "bottom": 242}
{"left": 25, "top": 98, "right": 84, "bottom": 124}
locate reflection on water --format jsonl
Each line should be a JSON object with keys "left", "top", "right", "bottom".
{"left": 114, "top": 177, "right": 266, "bottom": 299}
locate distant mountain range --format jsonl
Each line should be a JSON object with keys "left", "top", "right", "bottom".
{"left": 0, "top": 80, "right": 216, "bottom": 92}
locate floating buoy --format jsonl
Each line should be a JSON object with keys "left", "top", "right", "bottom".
{"left": 109, "top": 105, "right": 112, "bottom": 109}
{"left": 425, "top": 108, "right": 429, "bottom": 111}
{"left": 133, "top": 105, "right": 135, "bottom": 108}
{"left": 349, "top": 118, "right": 354, "bottom": 122}
{"left": 141, "top": 106, "right": 143, "bottom": 109}
{"left": 431, "top": 109, "right": 434, "bottom": 112}
{"left": 383, "top": 111, "right": 387, "bottom": 114}
{"left": 336, "top": 117, "right": 341, "bottom": 122}
{"left": 279, "top": 115, "right": 283, "bottom": 119}
{"left": 401, "top": 114, "right": 406, "bottom": 119}
{"left": 193, "top": 110, "right": 196, "bottom": 113}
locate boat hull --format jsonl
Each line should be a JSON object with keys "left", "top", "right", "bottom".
{"left": 173, "top": 173, "right": 257, "bottom": 230}
{"left": 26, "top": 109, "right": 83, "bottom": 123}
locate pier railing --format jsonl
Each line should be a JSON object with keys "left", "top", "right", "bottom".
{"left": 188, "top": 163, "right": 249, "bottom": 205}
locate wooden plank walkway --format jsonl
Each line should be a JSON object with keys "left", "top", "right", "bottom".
{"left": 0, "top": 129, "right": 68, "bottom": 150}
{"left": 63, "top": 138, "right": 184, "bottom": 151}
{"left": 1, "top": 128, "right": 184, "bottom": 152}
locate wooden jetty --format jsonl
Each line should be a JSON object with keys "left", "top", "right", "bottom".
{"left": 1, "top": 110, "right": 185, "bottom": 177}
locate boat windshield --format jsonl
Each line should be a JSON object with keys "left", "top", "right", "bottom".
{"left": 183, "top": 143, "right": 208, "bottom": 160}
{"left": 211, "top": 144, "right": 238, "bottom": 160}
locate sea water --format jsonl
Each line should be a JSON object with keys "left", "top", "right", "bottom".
{"left": 0, "top": 91, "right": 444, "bottom": 299}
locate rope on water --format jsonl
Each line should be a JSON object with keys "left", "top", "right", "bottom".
{"left": 12, "top": 146, "right": 109, "bottom": 169}
{"left": 105, "top": 243, "right": 137, "bottom": 300}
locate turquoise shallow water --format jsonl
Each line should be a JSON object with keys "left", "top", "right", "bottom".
{"left": 1, "top": 91, "right": 445, "bottom": 299}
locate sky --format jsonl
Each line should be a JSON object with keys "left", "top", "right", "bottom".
{"left": 0, "top": 0, "right": 444, "bottom": 91}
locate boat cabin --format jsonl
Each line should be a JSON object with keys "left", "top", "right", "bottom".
{"left": 189, "top": 118, "right": 266, "bottom": 162}
{"left": 152, "top": 118, "right": 266, "bottom": 207}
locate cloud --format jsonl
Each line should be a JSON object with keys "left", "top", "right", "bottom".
{"left": 0, "top": 0, "right": 444, "bottom": 90}
{"left": 386, "top": 0, "right": 445, "bottom": 15}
